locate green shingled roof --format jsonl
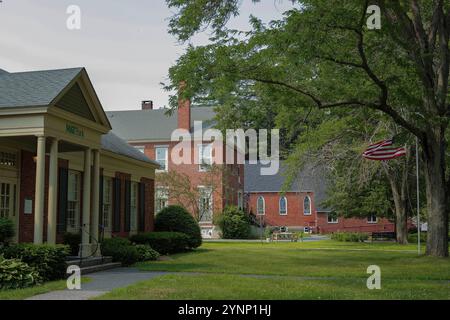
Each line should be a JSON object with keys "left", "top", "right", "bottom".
{"left": 0, "top": 68, "right": 83, "bottom": 108}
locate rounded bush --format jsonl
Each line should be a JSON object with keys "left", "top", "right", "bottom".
{"left": 0, "top": 218, "right": 15, "bottom": 244}
{"left": 216, "top": 206, "right": 250, "bottom": 239}
{"left": 0, "top": 255, "right": 41, "bottom": 290}
{"left": 101, "top": 237, "right": 139, "bottom": 266}
{"left": 155, "top": 205, "right": 202, "bottom": 248}
{"left": 130, "top": 232, "right": 190, "bottom": 255}
{"left": 134, "top": 244, "right": 160, "bottom": 261}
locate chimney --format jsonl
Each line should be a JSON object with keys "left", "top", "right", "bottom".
{"left": 142, "top": 100, "right": 153, "bottom": 110}
{"left": 178, "top": 82, "right": 191, "bottom": 131}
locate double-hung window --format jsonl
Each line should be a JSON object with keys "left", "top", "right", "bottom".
{"left": 198, "top": 187, "right": 213, "bottom": 223}
{"left": 155, "top": 187, "right": 169, "bottom": 214}
{"left": 155, "top": 147, "right": 168, "bottom": 172}
{"left": 327, "top": 212, "right": 339, "bottom": 224}
{"left": 67, "top": 171, "right": 81, "bottom": 232}
{"left": 367, "top": 214, "right": 378, "bottom": 224}
{"left": 198, "top": 144, "right": 212, "bottom": 172}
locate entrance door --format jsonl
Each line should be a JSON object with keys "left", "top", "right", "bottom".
{"left": 0, "top": 179, "right": 18, "bottom": 242}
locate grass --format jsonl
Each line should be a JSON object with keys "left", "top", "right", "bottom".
{"left": 97, "top": 240, "right": 450, "bottom": 300}
{"left": 0, "top": 277, "right": 91, "bottom": 300}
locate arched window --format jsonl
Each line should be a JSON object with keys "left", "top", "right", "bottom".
{"left": 257, "top": 196, "right": 265, "bottom": 215}
{"left": 304, "top": 196, "right": 311, "bottom": 215}
{"left": 279, "top": 197, "right": 287, "bottom": 215}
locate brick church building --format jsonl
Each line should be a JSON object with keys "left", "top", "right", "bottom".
{"left": 245, "top": 162, "right": 395, "bottom": 234}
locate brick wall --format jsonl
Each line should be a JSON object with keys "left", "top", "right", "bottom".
{"left": 247, "top": 191, "right": 395, "bottom": 233}
{"left": 134, "top": 141, "right": 244, "bottom": 220}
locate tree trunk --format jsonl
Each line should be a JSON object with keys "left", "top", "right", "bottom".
{"left": 422, "top": 131, "right": 449, "bottom": 257}
{"left": 390, "top": 181, "right": 409, "bottom": 244}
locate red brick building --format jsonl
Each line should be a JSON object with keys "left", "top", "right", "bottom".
{"left": 245, "top": 162, "right": 395, "bottom": 234}
{"left": 107, "top": 100, "right": 244, "bottom": 238}
{"left": 0, "top": 67, "right": 158, "bottom": 255}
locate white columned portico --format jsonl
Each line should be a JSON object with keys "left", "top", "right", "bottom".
{"left": 91, "top": 149, "right": 101, "bottom": 256}
{"left": 34, "top": 135, "right": 46, "bottom": 244}
{"left": 47, "top": 138, "right": 59, "bottom": 244}
{"left": 80, "top": 148, "right": 92, "bottom": 257}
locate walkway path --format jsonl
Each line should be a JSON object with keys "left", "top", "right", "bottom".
{"left": 27, "top": 268, "right": 169, "bottom": 300}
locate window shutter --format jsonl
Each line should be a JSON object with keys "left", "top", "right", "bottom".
{"left": 124, "top": 180, "right": 131, "bottom": 232}
{"left": 113, "top": 178, "right": 121, "bottom": 233}
{"left": 57, "top": 167, "right": 69, "bottom": 233}
{"left": 138, "top": 183, "right": 146, "bottom": 232}
{"left": 98, "top": 175, "right": 104, "bottom": 236}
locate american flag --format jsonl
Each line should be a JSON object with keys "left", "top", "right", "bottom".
{"left": 363, "top": 139, "right": 406, "bottom": 161}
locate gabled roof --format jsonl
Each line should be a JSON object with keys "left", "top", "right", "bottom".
{"left": 244, "top": 161, "right": 330, "bottom": 212}
{"left": 0, "top": 68, "right": 83, "bottom": 108}
{"left": 106, "top": 107, "right": 216, "bottom": 142}
{"left": 0, "top": 67, "right": 111, "bottom": 130}
{"left": 101, "top": 132, "right": 159, "bottom": 165}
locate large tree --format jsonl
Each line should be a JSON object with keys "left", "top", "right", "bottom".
{"left": 165, "top": 0, "right": 449, "bottom": 256}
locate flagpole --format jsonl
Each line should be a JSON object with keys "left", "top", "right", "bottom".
{"left": 416, "top": 137, "right": 421, "bottom": 255}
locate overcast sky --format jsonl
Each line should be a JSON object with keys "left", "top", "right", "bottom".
{"left": 0, "top": 0, "right": 295, "bottom": 111}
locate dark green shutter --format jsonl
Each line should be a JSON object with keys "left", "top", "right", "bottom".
{"left": 57, "top": 168, "right": 69, "bottom": 233}
{"left": 113, "top": 178, "right": 121, "bottom": 233}
{"left": 98, "top": 175, "right": 104, "bottom": 236}
{"left": 124, "top": 180, "right": 131, "bottom": 232}
{"left": 138, "top": 183, "right": 146, "bottom": 232}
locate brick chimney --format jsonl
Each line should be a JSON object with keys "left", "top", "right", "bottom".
{"left": 178, "top": 82, "right": 191, "bottom": 131}
{"left": 142, "top": 100, "right": 153, "bottom": 110}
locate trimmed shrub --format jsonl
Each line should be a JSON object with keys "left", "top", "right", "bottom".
{"left": 155, "top": 205, "right": 202, "bottom": 248}
{"left": 130, "top": 232, "right": 190, "bottom": 255}
{"left": 0, "top": 218, "right": 15, "bottom": 245}
{"left": 0, "top": 255, "right": 41, "bottom": 290}
{"left": 331, "top": 232, "right": 369, "bottom": 242}
{"left": 215, "top": 206, "right": 250, "bottom": 239}
{"left": 101, "top": 237, "right": 139, "bottom": 266}
{"left": 63, "top": 232, "right": 81, "bottom": 256}
{"left": 134, "top": 244, "right": 160, "bottom": 261}
{"left": 408, "top": 233, "right": 427, "bottom": 244}
{"left": 2, "top": 244, "right": 69, "bottom": 281}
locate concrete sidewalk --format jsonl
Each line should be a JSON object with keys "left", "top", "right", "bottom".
{"left": 27, "top": 268, "right": 168, "bottom": 300}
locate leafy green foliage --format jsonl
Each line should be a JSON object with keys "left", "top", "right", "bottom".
{"left": 130, "top": 232, "right": 190, "bottom": 255}
{"left": 0, "top": 218, "right": 15, "bottom": 245}
{"left": 0, "top": 255, "right": 41, "bottom": 290}
{"left": 134, "top": 245, "right": 160, "bottom": 262}
{"left": 155, "top": 205, "right": 202, "bottom": 248}
{"left": 101, "top": 237, "right": 139, "bottom": 266}
{"left": 215, "top": 206, "right": 251, "bottom": 239}
{"left": 2, "top": 244, "right": 69, "bottom": 281}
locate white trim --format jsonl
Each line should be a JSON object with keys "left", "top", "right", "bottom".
{"left": 279, "top": 196, "right": 287, "bottom": 215}
{"left": 257, "top": 196, "right": 265, "bottom": 215}
{"left": 327, "top": 212, "right": 339, "bottom": 224}
{"left": 198, "top": 143, "right": 213, "bottom": 172}
{"left": 367, "top": 214, "right": 378, "bottom": 224}
{"left": 155, "top": 146, "right": 169, "bottom": 172}
{"left": 303, "top": 195, "right": 312, "bottom": 216}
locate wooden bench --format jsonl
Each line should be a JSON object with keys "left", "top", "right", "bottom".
{"left": 371, "top": 232, "right": 396, "bottom": 242}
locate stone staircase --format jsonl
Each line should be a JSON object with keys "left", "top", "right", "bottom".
{"left": 65, "top": 256, "right": 121, "bottom": 275}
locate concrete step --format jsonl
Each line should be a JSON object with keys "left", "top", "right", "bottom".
{"left": 66, "top": 256, "right": 113, "bottom": 268}
{"left": 80, "top": 262, "right": 122, "bottom": 275}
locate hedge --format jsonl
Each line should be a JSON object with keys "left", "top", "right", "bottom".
{"left": 101, "top": 238, "right": 139, "bottom": 266}
{"left": 130, "top": 232, "right": 190, "bottom": 255}
{"left": 155, "top": 205, "right": 202, "bottom": 248}
{"left": 1, "top": 244, "right": 69, "bottom": 281}
{"left": 331, "top": 232, "right": 369, "bottom": 242}
{"left": 0, "top": 218, "right": 15, "bottom": 245}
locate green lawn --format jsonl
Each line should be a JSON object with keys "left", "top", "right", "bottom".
{"left": 0, "top": 280, "right": 67, "bottom": 300}
{"left": 0, "top": 277, "right": 91, "bottom": 300}
{"left": 98, "top": 240, "right": 450, "bottom": 300}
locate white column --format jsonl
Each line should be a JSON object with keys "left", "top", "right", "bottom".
{"left": 47, "top": 138, "right": 59, "bottom": 245}
{"left": 80, "top": 148, "right": 92, "bottom": 257}
{"left": 91, "top": 149, "right": 101, "bottom": 256}
{"left": 34, "top": 136, "right": 46, "bottom": 244}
